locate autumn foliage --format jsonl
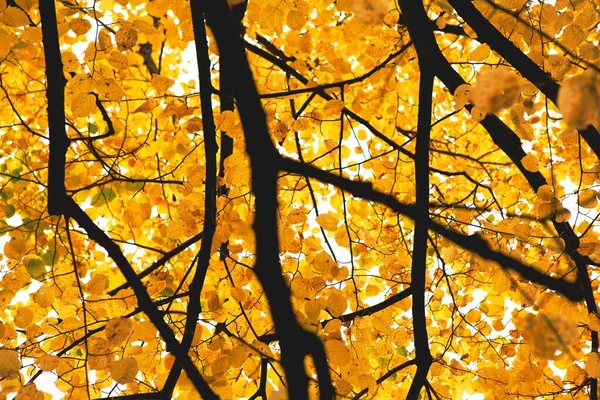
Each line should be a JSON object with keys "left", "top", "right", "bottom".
{"left": 2, "top": 0, "right": 600, "bottom": 398}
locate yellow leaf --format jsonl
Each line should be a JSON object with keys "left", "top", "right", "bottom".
{"left": 557, "top": 74, "right": 598, "bottom": 130}
{"left": 521, "top": 154, "right": 539, "bottom": 173}
{"left": 286, "top": 208, "right": 307, "bottom": 224}
{"left": 14, "top": 306, "right": 33, "bottom": 328}
{"left": 316, "top": 213, "right": 339, "bottom": 231}
{"left": 466, "top": 309, "right": 482, "bottom": 323}
{"left": 186, "top": 117, "right": 203, "bottom": 132}
{"left": 555, "top": 207, "right": 571, "bottom": 223}
{"left": 580, "top": 42, "right": 600, "bottom": 60}
{"left": 470, "top": 105, "right": 486, "bottom": 121}
{"left": 336, "top": 0, "right": 352, "bottom": 12}
{"left": 586, "top": 353, "right": 600, "bottom": 378}
{"left": 305, "top": 299, "right": 322, "bottom": 320}
{"left": 327, "top": 292, "right": 347, "bottom": 317}
{"left": 230, "top": 218, "right": 251, "bottom": 236}
{"left": 578, "top": 242, "right": 596, "bottom": 256}
{"left": 15, "top": 384, "right": 43, "bottom": 400}
{"left": 230, "top": 287, "right": 247, "bottom": 302}
{"left": 323, "top": 99, "right": 345, "bottom": 115}
{"left": 15, "top": 0, "right": 34, "bottom": 11}
{"left": 33, "top": 284, "right": 55, "bottom": 307}
{"left": 71, "top": 93, "right": 96, "bottom": 118}
{"left": 0, "top": 6, "right": 30, "bottom": 27}
{"left": 442, "top": 246, "right": 458, "bottom": 263}
{"left": 561, "top": 24, "right": 585, "bottom": 48}
{"left": 185, "top": 164, "right": 205, "bottom": 187}
{"left": 106, "top": 317, "right": 133, "bottom": 346}
{"left": 98, "top": 29, "right": 113, "bottom": 50}
{"left": 286, "top": 10, "right": 305, "bottom": 30}
{"left": 259, "top": 5, "right": 284, "bottom": 30}
{"left": 578, "top": 189, "right": 598, "bottom": 209}
{"left": 453, "top": 84, "right": 471, "bottom": 109}
{"left": 270, "top": 120, "right": 288, "bottom": 141}
{"left": 359, "top": 374, "right": 378, "bottom": 393}
{"left": 229, "top": 345, "right": 248, "bottom": 368}
{"left": 115, "top": 26, "right": 138, "bottom": 51}
{"left": 536, "top": 185, "right": 555, "bottom": 201}
{"left": 96, "top": 78, "right": 125, "bottom": 103}
{"left": 61, "top": 51, "right": 79, "bottom": 72}
{"left": 470, "top": 68, "right": 520, "bottom": 113}
{"left": 313, "top": 251, "right": 335, "bottom": 273}
{"left": 110, "top": 357, "right": 139, "bottom": 384}
{"left": 325, "top": 339, "right": 352, "bottom": 366}
{"left": 468, "top": 43, "right": 491, "bottom": 62}
{"left": 290, "top": 276, "right": 310, "bottom": 298}
{"left": 69, "top": 18, "right": 92, "bottom": 36}
{"left": 522, "top": 313, "right": 578, "bottom": 359}
{"left": 37, "top": 354, "right": 59, "bottom": 372}
{"left": 151, "top": 74, "right": 175, "bottom": 96}
{"left": 133, "top": 98, "right": 156, "bottom": 113}
{"left": 0, "top": 349, "right": 20, "bottom": 378}
{"left": 216, "top": 110, "right": 236, "bottom": 131}
{"left": 589, "top": 313, "right": 600, "bottom": 332}
{"left": 365, "top": 284, "right": 381, "bottom": 296}
{"left": 133, "top": 19, "right": 160, "bottom": 35}
{"left": 86, "top": 273, "right": 108, "bottom": 295}
{"left": 559, "top": 128, "right": 579, "bottom": 146}
{"left": 210, "top": 356, "right": 230, "bottom": 377}
{"left": 109, "top": 51, "right": 129, "bottom": 69}
{"left": 436, "top": 16, "right": 447, "bottom": 29}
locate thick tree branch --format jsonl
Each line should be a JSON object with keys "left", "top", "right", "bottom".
{"left": 63, "top": 198, "right": 217, "bottom": 398}
{"left": 162, "top": 2, "right": 219, "bottom": 395}
{"left": 404, "top": 18, "right": 435, "bottom": 399}
{"left": 203, "top": 1, "right": 334, "bottom": 399}
{"left": 40, "top": 0, "right": 69, "bottom": 215}
{"left": 279, "top": 157, "right": 584, "bottom": 301}
{"left": 41, "top": 1, "right": 217, "bottom": 396}
{"left": 449, "top": 0, "right": 600, "bottom": 160}
{"left": 421, "top": 12, "right": 599, "bottom": 389}
{"left": 398, "top": 0, "right": 590, "bottom": 304}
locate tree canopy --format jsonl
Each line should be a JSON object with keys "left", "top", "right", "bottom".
{"left": 1, "top": 0, "right": 600, "bottom": 398}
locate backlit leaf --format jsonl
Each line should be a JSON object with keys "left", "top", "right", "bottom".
{"left": 69, "top": 18, "right": 92, "bottom": 36}
{"left": 521, "top": 154, "right": 539, "bottom": 172}
{"left": 286, "top": 10, "right": 305, "bottom": 30}
{"left": 0, "top": 7, "right": 29, "bottom": 26}
{"left": 0, "top": 349, "right": 20, "bottom": 378}
{"left": 151, "top": 74, "right": 175, "bottom": 96}
{"left": 37, "top": 354, "right": 59, "bottom": 372}
{"left": 468, "top": 43, "right": 490, "bottom": 62}
{"left": 586, "top": 352, "right": 600, "bottom": 378}
{"left": 259, "top": 5, "right": 284, "bottom": 30}
{"left": 106, "top": 317, "right": 133, "bottom": 346}
{"left": 325, "top": 340, "right": 352, "bottom": 366}
{"left": 115, "top": 27, "right": 138, "bottom": 51}
{"left": 71, "top": 93, "right": 96, "bottom": 118}
{"left": 327, "top": 292, "right": 347, "bottom": 317}
{"left": 110, "top": 357, "right": 139, "bottom": 384}
{"left": 316, "top": 213, "right": 338, "bottom": 231}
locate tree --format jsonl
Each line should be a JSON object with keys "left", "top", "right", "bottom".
{"left": 1, "top": 0, "right": 600, "bottom": 398}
